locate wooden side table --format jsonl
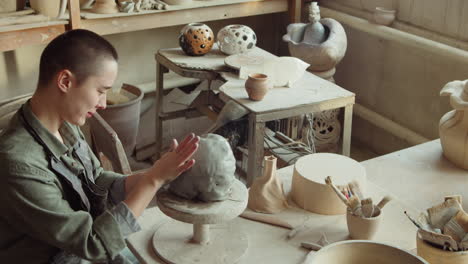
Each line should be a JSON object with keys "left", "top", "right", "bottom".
{"left": 154, "top": 46, "right": 355, "bottom": 185}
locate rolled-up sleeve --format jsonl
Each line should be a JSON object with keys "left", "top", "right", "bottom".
{"left": 0, "top": 162, "right": 131, "bottom": 262}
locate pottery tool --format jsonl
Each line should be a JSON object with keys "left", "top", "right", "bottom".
{"left": 443, "top": 213, "right": 466, "bottom": 242}
{"left": 348, "top": 196, "right": 362, "bottom": 216}
{"left": 427, "top": 198, "right": 463, "bottom": 230}
{"left": 361, "top": 198, "right": 374, "bottom": 218}
{"left": 203, "top": 100, "right": 249, "bottom": 134}
{"left": 404, "top": 211, "right": 422, "bottom": 229}
{"left": 377, "top": 196, "right": 392, "bottom": 210}
{"left": 348, "top": 180, "right": 364, "bottom": 200}
{"left": 300, "top": 241, "right": 322, "bottom": 251}
{"left": 444, "top": 195, "right": 462, "bottom": 205}
{"left": 324, "top": 176, "right": 349, "bottom": 207}
{"left": 240, "top": 211, "right": 293, "bottom": 229}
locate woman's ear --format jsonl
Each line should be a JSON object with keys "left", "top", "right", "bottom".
{"left": 56, "top": 69, "right": 75, "bottom": 93}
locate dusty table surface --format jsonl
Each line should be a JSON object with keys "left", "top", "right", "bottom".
{"left": 127, "top": 165, "right": 419, "bottom": 263}
{"left": 362, "top": 139, "right": 468, "bottom": 211}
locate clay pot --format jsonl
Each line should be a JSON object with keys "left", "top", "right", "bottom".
{"left": 245, "top": 73, "right": 271, "bottom": 101}
{"left": 91, "top": 0, "right": 119, "bottom": 14}
{"left": 346, "top": 206, "right": 382, "bottom": 240}
{"left": 217, "top": 24, "right": 257, "bottom": 55}
{"left": 179, "top": 23, "right": 214, "bottom": 56}
{"left": 416, "top": 230, "right": 468, "bottom": 264}
{"left": 373, "top": 7, "right": 396, "bottom": 26}
{"left": 30, "top": 0, "right": 66, "bottom": 18}
{"left": 95, "top": 84, "right": 143, "bottom": 156}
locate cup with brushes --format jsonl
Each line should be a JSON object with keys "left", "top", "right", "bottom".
{"left": 404, "top": 195, "right": 468, "bottom": 263}
{"left": 325, "top": 176, "right": 392, "bottom": 240}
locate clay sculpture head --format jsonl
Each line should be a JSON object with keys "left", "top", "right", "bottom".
{"left": 169, "top": 133, "right": 236, "bottom": 202}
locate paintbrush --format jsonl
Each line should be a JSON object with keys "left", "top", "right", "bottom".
{"left": 348, "top": 196, "right": 362, "bottom": 216}
{"left": 325, "top": 176, "right": 349, "bottom": 207}
{"left": 361, "top": 198, "right": 374, "bottom": 218}
{"left": 404, "top": 211, "right": 422, "bottom": 229}
{"left": 348, "top": 180, "right": 364, "bottom": 200}
{"left": 377, "top": 196, "right": 392, "bottom": 210}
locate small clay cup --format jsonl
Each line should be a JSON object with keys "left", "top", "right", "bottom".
{"left": 373, "top": 7, "right": 396, "bottom": 26}
{"left": 245, "top": 73, "right": 272, "bottom": 101}
{"left": 346, "top": 206, "right": 382, "bottom": 240}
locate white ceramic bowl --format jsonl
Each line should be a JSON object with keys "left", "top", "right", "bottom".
{"left": 308, "top": 240, "right": 428, "bottom": 264}
{"left": 373, "top": 7, "right": 396, "bottom": 26}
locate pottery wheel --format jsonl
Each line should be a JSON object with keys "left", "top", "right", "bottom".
{"left": 153, "top": 179, "right": 249, "bottom": 264}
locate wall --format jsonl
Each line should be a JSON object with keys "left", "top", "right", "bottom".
{"left": 0, "top": 13, "right": 285, "bottom": 102}
{"left": 317, "top": 0, "right": 468, "bottom": 154}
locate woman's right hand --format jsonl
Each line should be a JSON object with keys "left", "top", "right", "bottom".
{"left": 145, "top": 133, "right": 200, "bottom": 186}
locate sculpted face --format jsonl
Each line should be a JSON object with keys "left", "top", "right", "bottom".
{"left": 169, "top": 133, "right": 236, "bottom": 202}
{"left": 61, "top": 59, "right": 118, "bottom": 126}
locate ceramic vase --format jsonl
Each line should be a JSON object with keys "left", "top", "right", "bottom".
{"left": 179, "top": 23, "right": 214, "bottom": 56}
{"left": 245, "top": 73, "right": 271, "bottom": 101}
{"left": 92, "top": 0, "right": 119, "bottom": 14}
{"left": 439, "top": 80, "right": 468, "bottom": 169}
{"left": 373, "top": 7, "right": 396, "bottom": 26}
{"left": 217, "top": 24, "right": 257, "bottom": 55}
{"left": 30, "top": 0, "right": 66, "bottom": 18}
{"left": 247, "top": 156, "right": 288, "bottom": 214}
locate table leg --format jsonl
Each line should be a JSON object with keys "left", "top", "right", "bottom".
{"left": 342, "top": 103, "right": 354, "bottom": 157}
{"left": 155, "top": 63, "right": 167, "bottom": 160}
{"left": 247, "top": 113, "right": 265, "bottom": 187}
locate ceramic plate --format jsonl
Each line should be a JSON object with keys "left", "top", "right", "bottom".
{"left": 224, "top": 53, "right": 266, "bottom": 70}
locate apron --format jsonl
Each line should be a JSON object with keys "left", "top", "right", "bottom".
{"left": 19, "top": 108, "right": 109, "bottom": 263}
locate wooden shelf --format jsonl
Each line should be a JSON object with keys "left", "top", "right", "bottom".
{"left": 80, "top": 0, "right": 288, "bottom": 35}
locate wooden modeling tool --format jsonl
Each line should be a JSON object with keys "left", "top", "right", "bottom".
{"left": 325, "top": 176, "right": 349, "bottom": 207}
{"left": 348, "top": 196, "right": 362, "bottom": 216}
{"left": 301, "top": 241, "right": 322, "bottom": 251}
{"left": 348, "top": 180, "right": 364, "bottom": 200}
{"left": 377, "top": 196, "right": 392, "bottom": 210}
{"left": 361, "top": 198, "right": 374, "bottom": 218}
{"left": 240, "top": 211, "right": 293, "bottom": 229}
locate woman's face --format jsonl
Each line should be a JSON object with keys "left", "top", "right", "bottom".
{"left": 63, "top": 59, "right": 118, "bottom": 126}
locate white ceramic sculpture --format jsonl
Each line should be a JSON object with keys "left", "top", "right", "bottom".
{"left": 282, "top": 2, "right": 347, "bottom": 81}
{"left": 217, "top": 24, "right": 257, "bottom": 55}
{"left": 169, "top": 134, "right": 236, "bottom": 202}
{"left": 439, "top": 80, "right": 468, "bottom": 170}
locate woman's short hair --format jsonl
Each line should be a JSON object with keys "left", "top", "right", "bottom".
{"left": 38, "top": 29, "right": 118, "bottom": 87}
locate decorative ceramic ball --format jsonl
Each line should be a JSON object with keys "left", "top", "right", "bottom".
{"left": 179, "top": 23, "right": 214, "bottom": 56}
{"left": 217, "top": 24, "right": 257, "bottom": 55}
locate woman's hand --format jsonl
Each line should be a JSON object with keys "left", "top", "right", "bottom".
{"left": 145, "top": 133, "right": 199, "bottom": 186}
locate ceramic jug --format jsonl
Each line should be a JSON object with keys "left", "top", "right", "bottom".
{"left": 179, "top": 23, "right": 214, "bottom": 56}
{"left": 245, "top": 73, "right": 272, "bottom": 101}
{"left": 439, "top": 80, "right": 468, "bottom": 169}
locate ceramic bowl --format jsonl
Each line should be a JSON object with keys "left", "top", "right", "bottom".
{"left": 308, "top": 240, "right": 428, "bottom": 264}
{"left": 373, "top": 7, "right": 396, "bottom": 26}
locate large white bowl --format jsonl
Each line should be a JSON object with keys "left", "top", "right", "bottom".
{"left": 308, "top": 240, "right": 428, "bottom": 264}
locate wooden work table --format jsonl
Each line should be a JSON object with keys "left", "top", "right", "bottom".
{"left": 127, "top": 140, "right": 467, "bottom": 263}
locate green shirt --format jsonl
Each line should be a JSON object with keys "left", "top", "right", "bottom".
{"left": 0, "top": 102, "right": 140, "bottom": 263}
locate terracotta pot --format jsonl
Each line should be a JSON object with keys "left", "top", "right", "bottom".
{"left": 92, "top": 0, "right": 119, "bottom": 14}
{"left": 245, "top": 73, "right": 271, "bottom": 101}
{"left": 179, "top": 23, "right": 214, "bottom": 56}
{"left": 30, "top": 0, "right": 66, "bottom": 18}
{"left": 373, "top": 7, "right": 396, "bottom": 26}
{"left": 217, "top": 24, "right": 257, "bottom": 55}
{"left": 346, "top": 206, "right": 382, "bottom": 240}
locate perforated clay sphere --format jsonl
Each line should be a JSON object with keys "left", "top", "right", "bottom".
{"left": 179, "top": 23, "right": 214, "bottom": 56}
{"left": 217, "top": 24, "right": 257, "bottom": 55}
